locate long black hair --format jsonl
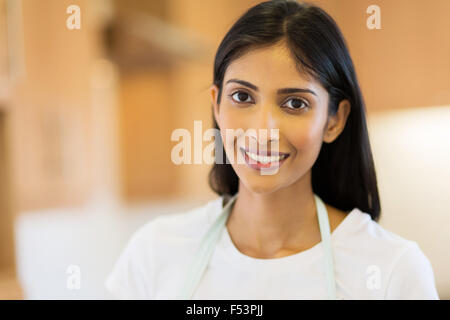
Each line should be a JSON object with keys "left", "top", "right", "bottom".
{"left": 208, "top": 0, "right": 381, "bottom": 221}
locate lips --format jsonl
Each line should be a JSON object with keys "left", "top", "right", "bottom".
{"left": 240, "top": 147, "right": 290, "bottom": 157}
{"left": 239, "top": 147, "right": 290, "bottom": 166}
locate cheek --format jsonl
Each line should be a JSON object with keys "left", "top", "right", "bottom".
{"left": 218, "top": 107, "right": 248, "bottom": 147}
{"left": 288, "top": 120, "right": 324, "bottom": 159}
{"left": 220, "top": 105, "right": 247, "bottom": 128}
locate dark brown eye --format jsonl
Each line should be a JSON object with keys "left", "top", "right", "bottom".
{"left": 285, "top": 98, "right": 308, "bottom": 110}
{"left": 231, "top": 91, "right": 252, "bottom": 103}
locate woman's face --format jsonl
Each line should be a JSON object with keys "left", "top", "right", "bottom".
{"left": 210, "top": 42, "right": 349, "bottom": 194}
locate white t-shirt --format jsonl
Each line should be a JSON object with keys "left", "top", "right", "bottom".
{"left": 104, "top": 195, "right": 439, "bottom": 300}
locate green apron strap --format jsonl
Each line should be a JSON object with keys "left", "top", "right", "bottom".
{"left": 314, "top": 194, "right": 338, "bottom": 300}
{"left": 176, "top": 193, "right": 238, "bottom": 300}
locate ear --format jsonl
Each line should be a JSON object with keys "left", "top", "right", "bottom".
{"left": 323, "top": 99, "right": 351, "bottom": 143}
{"left": 210, "top": 84, "right": 221, "bottom": 129}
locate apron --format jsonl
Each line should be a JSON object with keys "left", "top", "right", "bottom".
{"left": 176, "top": 192, "right": 338, "bottom": 300}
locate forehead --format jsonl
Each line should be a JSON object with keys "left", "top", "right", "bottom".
{"left": 223, "top": 43, "right": 319, "bottom": 90}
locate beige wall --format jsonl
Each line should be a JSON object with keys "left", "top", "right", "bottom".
{"left": 118, "top": 70, "right": 179, "bottom": 201}
{"left": 313, "top": 0, "right": 450, "bottom": 112}
{"left": 6, "top": 0, "right": 106, "bottom": 212}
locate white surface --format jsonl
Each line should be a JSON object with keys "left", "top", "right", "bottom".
{"left": 14, "top": 197, "right": 206, "bottom": 299}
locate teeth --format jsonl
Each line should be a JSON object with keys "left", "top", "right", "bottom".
{"left": 245, "top": 151, "right": 286, "bottom": 164}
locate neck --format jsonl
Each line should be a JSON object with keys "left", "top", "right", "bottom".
{"left": 226, "top": 171, "right": 320, "bottom": 257}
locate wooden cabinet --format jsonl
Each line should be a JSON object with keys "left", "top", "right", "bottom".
{"left": 0, "top": 112, "right": 22, "bottom": 299}
{"left": 0, "top": 0, "right": 22, "bottom": 299}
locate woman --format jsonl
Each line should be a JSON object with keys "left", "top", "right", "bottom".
{"left": 105, "top": 0, "right": 439, "bottom": 299}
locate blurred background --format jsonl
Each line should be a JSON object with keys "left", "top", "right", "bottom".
{"left": 0, "top": 0, "right": 449, "bottom": 299}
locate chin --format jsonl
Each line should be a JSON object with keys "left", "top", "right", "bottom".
{"left": 239, "top": 177, "right": 287, "bottom": 195}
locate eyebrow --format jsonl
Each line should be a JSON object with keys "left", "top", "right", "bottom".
{"left": 225, "top": 78, "right": 317, "bottom": 96}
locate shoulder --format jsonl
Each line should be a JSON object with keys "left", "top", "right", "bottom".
{"left": 338, "top": 207, "right": 417, "bottom": 253}
{"left": 104, "top": 196, "right": 224, "bottom": 299}
{"left": 384, "top": 240, "right": 439, "bottom": 299}
{"left": 124, "top": 195, "right": 224, "bottom": 247}
{"left": 149, "top": 196, "right": 224, "bottom": 238}
{"left": 336, "top": 208, "right": 439, "bottom": 299}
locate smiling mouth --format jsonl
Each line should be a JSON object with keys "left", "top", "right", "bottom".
{"left": 239, "top": 147, "right": 290, "bottom": 167}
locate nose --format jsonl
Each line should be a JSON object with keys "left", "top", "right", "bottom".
{"left": 245, "top": 105, "right": 280, "bottom": 150}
